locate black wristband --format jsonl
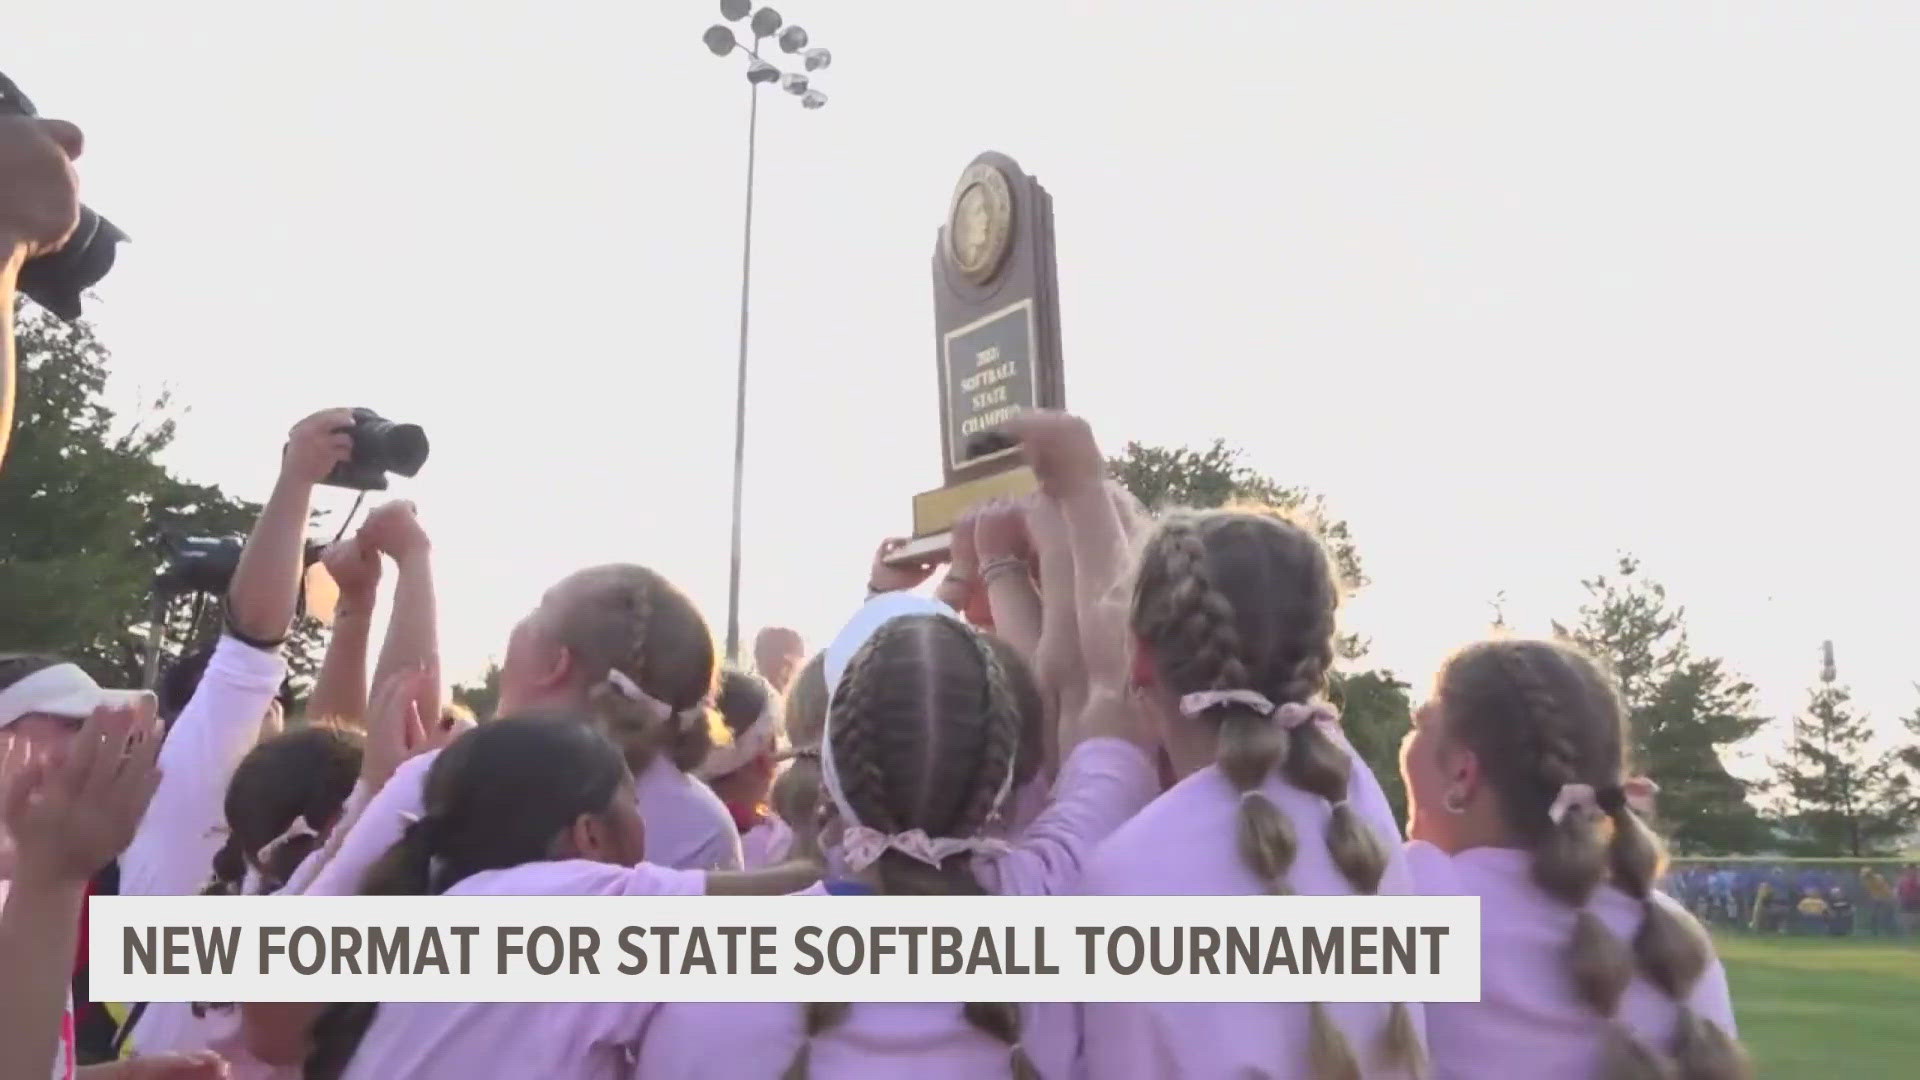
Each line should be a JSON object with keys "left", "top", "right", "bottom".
{"left": 223, "top": 606, "right": 288, "bottom": 651}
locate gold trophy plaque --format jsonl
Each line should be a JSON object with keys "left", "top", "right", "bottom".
{"left": 886, "top": 152, "right": 1065, "bottom": 567}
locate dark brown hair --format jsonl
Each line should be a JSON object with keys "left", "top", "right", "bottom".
{"left": 202, "top": 725, "right": 364, "bottom": 898}
{"left": 193, "top": 723, "right": 361, "bottom": 1020}
{"left": 782, "top": 614, "right": 1037, "bottom": 1080}
{"left": 1439, "top": 639, "right": 1750, "bottom": 1080}
{"left": 303, "top": 714, "right": 631, "bottom": 1080}
{"left": 551, "top": 564, "right": 720, "bottom": 774}
{"left": 1130, "top": 507, "right": 1413, "bottom": 1079}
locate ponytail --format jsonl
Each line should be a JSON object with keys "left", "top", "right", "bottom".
{"left": 1605, "top": 801, "right": 1751, "bottom": 1080}
{"left": 199, "top": 833, "right": 249, "bottom": 897}
{"left": 1132, "top": 510, "right": 1419, "bottom": 1079}
{"left": 1440, "top": 640, "right": 1750, "bottom": 1080}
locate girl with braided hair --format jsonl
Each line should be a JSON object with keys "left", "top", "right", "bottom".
{"left": 1073, "top": 506, "right": 1425, "bottom": 1080}
{"left": 302, "top": 563, "right": 741, "bottom": 904}
{"left": 637, "top": 595, "right": 1160, "bottom": 1080}
{"left": 1400, "top": 639, "right": 1748, "bottom": 1080}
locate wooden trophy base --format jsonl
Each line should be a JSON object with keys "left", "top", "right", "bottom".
{"left": 883, "top": 466, "right": 1040, "bottom": 568}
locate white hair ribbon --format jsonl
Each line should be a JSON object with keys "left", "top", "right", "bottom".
{"left": 697, "top": 698, "right": 782, "bottom": 780}
{"left": 820, "top": 696, "right": 1018, "bottom": 875}
{"left": 1179, "top": 689, "right": 1275, "bottom": 718}
{"left": 838, "top": 826, "right": 1011, "bottom": 872}
{"left": 255, "top": 816, "right": 319, "bottom": 864}
{"left": 605, "top": 669, "right": 676, "bottom": 721}
{"left": 1179, "top": 691, "right": 1339, "bottom": 734}
{"left": 1618, "top": 777, "right": 1660, "bottom": 815}
{"left": 1549, "top": 778, "right": 1660, "bottom": 825}
{"left": 816, "top": 592, "right": 1014, "bottom": 874}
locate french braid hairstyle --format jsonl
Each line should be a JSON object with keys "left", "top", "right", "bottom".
{"left": 1130, "top": 508, "right": 1414, "bottom": 1080}
{"left": 552, "top": 564, "right": 722, "bottom": 774}
{"left": 782, "top": 614, "right": 1038, "bottom": 1080}
{"left": 770, "top": 652, "right": 829, "bottom": 862}
{"left": 302, "top": 715, "right": 632, "bottom": 1080}
{"left": 192, "top": 724, "right": 361, "bottom": 1018}
{"left": 1439, "top": 640, "right": 1751, "bottom": 1080}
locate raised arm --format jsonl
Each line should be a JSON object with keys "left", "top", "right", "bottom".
{"left": 974, "top": 497, "right": 1042, "bottom": 661}
{"left": 303, "top": 534, "right": 382, "bottom": 726}
{"left": 867, "top": 536, "right": 938, "bottom": 599}
{"left": 0, "top": 115, "right": 83, "bottom": 473}
{"left": 1025, "top": 495, "right": 1082, "bottom": 771}
{"left": 360, "top": 501, "right": 439, "bottom": 719}
{"left": 228, "top": 409, "right": 353, "bottom": 643}
{"left": 1009, "top": 413, "right": 1132, "bottom": 692}
{"left": 119, "top": 410, "right": 353, "bottom": 898}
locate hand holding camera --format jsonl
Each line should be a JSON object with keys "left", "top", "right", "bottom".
{"left": 0, "top": 72, "right": 124, "bottom": 321}
{"left": 0, "top": 114, "right": 82, "bottom": 265}
{"left": 281, "top": 408, "right": 359, "bottom": 489}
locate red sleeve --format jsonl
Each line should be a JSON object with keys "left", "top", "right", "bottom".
{"left": 73, "top": 881, "right": 91, "bottom": 976}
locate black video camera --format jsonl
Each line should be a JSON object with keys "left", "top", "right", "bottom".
{"left": 323, "top": 408, "right": 429, "bottom": 492}
{"left": 0, "top": 71, "right": 127, "bottom": 321}
{"left": 155, "top": 536, "right": 329, "bottom": 597}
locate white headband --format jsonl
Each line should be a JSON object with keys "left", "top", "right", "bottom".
{"left": 818, "top": 592, "right": 1014, "bottom": 872}
{"left": 605, "top": 669, "right": 673, "bottom": 720}
{"left": 822, "top": 592, "right": 963, "bottom": 712}
{"left": 697, "top": 697, "right": 782, "bottom": 780}
{"left": 0, "top": 663, "right": 152, "bottom": 730}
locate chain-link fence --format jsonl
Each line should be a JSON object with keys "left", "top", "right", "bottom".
{"left": 1663, "top": 857, "right": 1920, "bottom": 937}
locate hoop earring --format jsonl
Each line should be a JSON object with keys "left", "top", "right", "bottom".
{"left": 1442, "top": 789, "right": 1468, "bottom": 815}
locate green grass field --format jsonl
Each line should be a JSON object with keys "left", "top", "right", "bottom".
{"left": 1716, "top": 932, "right": 1920, "bottom": 1078}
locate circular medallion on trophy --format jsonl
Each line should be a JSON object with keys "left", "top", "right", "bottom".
{"left": 946, "top": 161, "right": 1014, "bottom": 285}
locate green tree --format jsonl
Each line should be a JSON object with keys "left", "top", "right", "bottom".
{"left": 0, "top": 302, "right": 323, "bottom": 693}
{"left": 1560, "top": 556, "right": 1769, "bottom": 854}
{"left": 1108, "top": 439, "right": 1410, "bottom": 822}
{"left": 1107, "top": 440, "right": 1364, "bottom": 593}
{"left": 1901, "top": 688, "right": 1920, "bottom": 784}
{"left": 450, "top": 661, "right": 503, "bottom": 722}
{"left": 1769, "top": 666, "right": 1916, "bottom": 856}
{"left": 1328, "top": 668, "right": 1412, "bottom": 825}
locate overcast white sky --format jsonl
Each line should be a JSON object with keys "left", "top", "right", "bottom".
{"left": 10, "top": 2, "right": 1917, "bottom": 774}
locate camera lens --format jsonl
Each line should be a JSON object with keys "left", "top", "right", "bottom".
{"left": 17, "top": 207, "right": 128, "bottom": 321}
{"left": 367, "top": 420, "right": 429, "bottom": 478}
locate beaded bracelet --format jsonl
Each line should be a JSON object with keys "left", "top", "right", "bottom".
{"left": 980, "top": 556, "right": 1031, "bottom": 585}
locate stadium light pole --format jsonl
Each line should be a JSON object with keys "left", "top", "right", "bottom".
{"left": 704, "top": 1, "right": 831, "bottom": 663}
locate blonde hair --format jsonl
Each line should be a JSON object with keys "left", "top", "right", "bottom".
{"left": 1130, "top": 508, "right": 1416, "bottom": 1080}
{"left": 1439, "top": 640, "right": 1750, "bottom": 1080}
{"left": 781, "top": 616, "right": 1037, "bottom": 1079}
{"left": 768, "top": 651, "right": 829, "bottom": 862}
{"left": 549, "top": 564, "right": 719, "bottom": 774}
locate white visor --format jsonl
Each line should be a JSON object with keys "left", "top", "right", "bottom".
{"left": 0, "top": 663, "right": 153, "bottom": 730}
{"left": 822, "top": 592, "right": 963, "bottom": 709}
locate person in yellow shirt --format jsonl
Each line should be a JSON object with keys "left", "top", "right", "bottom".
{"left": 1862, "top": 866, "right": 1898, "bottom": 935}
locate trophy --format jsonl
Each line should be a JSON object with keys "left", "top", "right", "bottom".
{"left": 886, "top": 151, "right": 1065, "bottom": 566}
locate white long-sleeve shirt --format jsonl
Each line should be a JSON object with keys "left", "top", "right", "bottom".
{"left": 119, "top": 636, "right": 285, "bottom": 898}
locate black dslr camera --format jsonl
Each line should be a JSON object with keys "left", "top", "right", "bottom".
{"left": 0, "top": 71, "right": 127, "bottom": 321}
{"left": 323, "top": 408, "right": 429, "bottom": 491}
